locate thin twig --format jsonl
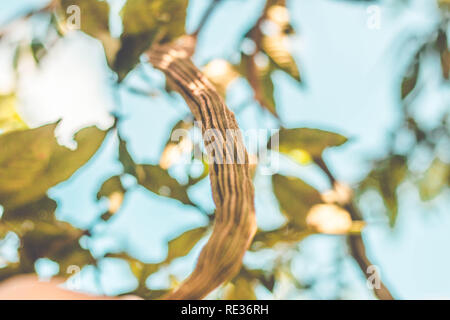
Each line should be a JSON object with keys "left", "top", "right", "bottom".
{"left": 314, "top": 157, "right": 395, "bottom": 300}
{"left": 191, "top": 0, "right": 223, "bottom": 38}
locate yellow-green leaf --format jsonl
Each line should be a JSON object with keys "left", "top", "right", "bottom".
{"left": 118, "top": 135, "right": 137, "bottom": 177}
{"left": 239, "top": 53, "right": 277, "bottom": 116}
{"left": 97, "top": 176, "right": 125, "bottom": 200}
{"left": 419, "top": 158, "right": 449, "bottom": 201}
{"left": 1, "top": 196, "right": 57, "bottom": 224}
{"left": 272, "top": 174, "right": 322, "bottom": 228}
{"left": 401, "top": 55, "right": 420, "bottom": 99}
{"left": 437, "top": 29, "right": 450, "bottom": 80}
{"left": 97, "top": 175, "right": 126, "bottom": 217}
{"left": 0, "top": 94, "right": 27, "bottom": 134}
{"left": 165, "top": 227, "right": 208, "bottom": 264}
{"left": 224, "top": 277, "right": 256, "bottom": 300}
{"left": 136, "top": 164, "right": 193, "bottom": 206}
{"left": 0, "top": 123, "right": 107, "bottom": 210}
{"left": 106, "top": 252, "right": 160, "bottom": 286}
{"left": 359, "top": 155, "right": 407, "bottom": 227}
{"left": 262, "top": 34, "right": 301, "bottom": 82}
{"left": 19, "top": 220, "right": 95, "bottom": 275}
{"left": 60, "top": 0, "right": 110, "bottom": 38}
{"left": 268, "top": 127, "right": 348, "bottom": 161}
{"left": 251, "top": 225, "right": 312, "bottom": 250}
{"left": 59, "top": 0, "right": 120, "bottom": 67}
{"left": 114, "top": 0, "right": 188, "bottom": 80}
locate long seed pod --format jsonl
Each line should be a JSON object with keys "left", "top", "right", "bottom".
{"left": 147, "top": 38, "right": 257, "bottom": 300}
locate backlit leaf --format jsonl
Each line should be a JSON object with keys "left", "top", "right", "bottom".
{"left": 224, "top": 277, "right": 256, "bottom": 300}
{"left": 114, "top": 0, "right": 188, "bottom": 80}
{"left": 0, "top": 94, "right": 28, "bottom": 134}
{"left": 0, "top": 123, "right": 107, "bottom": 210}
{"left": 160, "top": 118, "right": 194, "bottom": 170}
{"left": 118, "top": 135, "right": 137, "bottom": 177}
{"left": 165, "top": 227, "right": 208, "bottom": 264}
{"left": 419, "top": 158, "right": 449, "bottom": 201}
{"left": 97, "top": 176, "right": 126, "bottom": 217}
{"left": 437, "top": 29, "right": 450, "bottom": 80}
{"left": 272, "top": 174, "right": 322, "bottom": 228}
{"left": 239, "top": 53, "right": 277, "bottom": 116}
{"left": 359, "top": 155, "right": 407, "bottom": 227}
{"left": 251, "top": 225, "right": 311, "bottom": 250}
{"left": 203, "top": 59, "right": 240, "bottom": 97}
{"left": 268, "top": 127, "right": 348, "bottom": 162}
{"left": 136, "top": 164, "right": 193, "bottom": 206}
{"left": 401, "top": 54, "right": 420, "bottom": 99}
{"left": 59, "top": 0, "right": 119, "bottom": 65}
{"left": 19, "top": 221, "right": 95, "bottom": 275}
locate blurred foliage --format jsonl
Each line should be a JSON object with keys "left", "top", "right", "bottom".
{"left": 0, "top": 94, "right": 28, "bottom": 133}
{"left": 355, "top": 1, "right": 450, "bottom": 229}
{"left": 268, "top": 127, "right": 348, "bottom": 164}
{"left": 234, "top": 0, "right": 302, "bottom": 117}
{"left": 0, "top": 123, "right": 106, "bottom": 210}
{"left": 115, "top": 0, "right": 188, "bottom": 80}
{"left": 0, "top": 0, "right": 448, "bottom": 300}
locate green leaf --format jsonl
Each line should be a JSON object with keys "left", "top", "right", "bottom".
{"left": 0, "top": 123, "right": 58, "bottom": 196}
{"left": 165, "top": 227, "right": 208, "bottom": 264}
{"left": 106, "top": 227, "right": 207, "bottom": 296}
{"left": 203, "top": 59, "right": 240, "bottom": 97}
{"left": 0, "top": 263, "right": 26, "bottom": 283}
{"left": 262, "top": 34, "right": 301, "bottom": 82}
{"left": 239, "top": 267, "right": 275, "bottom": 292}
{"left": 159, "top": 117, "right": 193, "bottom": 170}
{"left": 97, "top": 176, "right": 125, "bottom": 200}
{"left": 1, "top": 196, "right": 57, "bottom": 224}
{"left": 268, "top": 127, "right": 348, "bottom": 162}
{"left": 19, "top": 220, "right": 95, "bottom": 275}
{"left": 113, "top": 33, "right": 153, "bottom": 81}
{"left": 118, "top": 135, "right": 137, "bottom": 177}
{"left": 1, "top": 197, "right": 95, "bottom": 278}
{"left": 60, "top": 0, "right": 110, "bottom": 38}
{"left": 97, "top": 175, "right": 126, "bottom": 218}
{"left": 438, "top": 0, "right": 450, "bottom": 11}
{"left": 437, "top": 29, "right": 450, "bottom": 80}
{"left": 114, "top": 0, "right": 188, "bottom": 80}
{"left": 136, "top": 164, "right": 193, "bottom": 206}
{"left": 224, "top": 277, "right": 256, "bottom": 300}
{"left": 121, "top": 0, "right": 187, "bottom": 37}
{"left": 187, "top": 158, "right": 209, "bottom": 186}
{"left": 359, "top": 155, "right": 407, "bottom": 227}
{"left": 401, "top": 54, "right": 420, "bottom": 99}
{"left": 0, "top": 94, "right": 28, "bottom": 133}
{"left": 30, "top": 40, "right": 47, "bottom": 64}
{"left": 105, "top": 252, "right": 160, "bottom": 289}
{"left": 59, "top": 0, "right": 120, "bottom": 67}
{"left": 239, "top": 53, "right": 277, "bottom": 116}
{"left": 251, "top": 225, "right": 312, "bottom": 250}
{"left": 272, "top": 174, "right": 322, "bottom": 228}
{"left": 419, "top": 158, "right": 449, "bottom": 201}
{"left": 260, "top": 3, "right": 301, "bottom": 82}
{"left": 0, "top": 123, "right": 107, "bottom": 210}
{"left": 236, "top": 0, "right": 300, "bottom": 116}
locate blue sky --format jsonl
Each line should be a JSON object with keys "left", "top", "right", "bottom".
{"left": 1, "top": 0, "right": 450, "bottom": 299}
